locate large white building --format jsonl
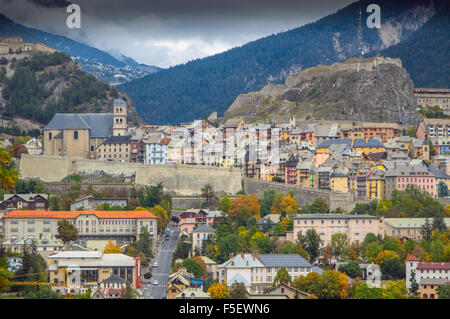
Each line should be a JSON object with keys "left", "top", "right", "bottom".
{"left": 2, "top": 209, "right": 157, "bottom": 243}
{"left": 292, "top": 214, "right": 385, "bottom": 249}
{"left": 218, "top": 253, "right": 323, "bottom": 293}
{"left": 405, "top": 255, "right": 450, "bottom": 290}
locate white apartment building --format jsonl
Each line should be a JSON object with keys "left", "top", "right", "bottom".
{"left": 218, "top": 253, "right": 323, "bottom": 293}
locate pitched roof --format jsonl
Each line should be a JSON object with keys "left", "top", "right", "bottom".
{"left": 44, "top": 113, "right": 114, "bottom": 138}
{"left": 416, "top": 262, "right": 450, "bottom": 271}
{"left": 101, "top": 274, "right": 128, "bottom": 284}
{"left": 352, "top": 138, "right": 384, "bottom": 148}
{"left": 293, "top": 214, "right": 379, "bottom": 220}
{"left": 227, "top": 273, "right": 251, "bottom": 287}
{"left": 2, "top": 210, "right": 157, "bottom": 219}
{"left": 102, "top": 135, "right": 132, "bottom": 144}
{"left": 192, "top": 224, "right": 216, "bottom": 233}
{"left": 317, "top": 139, "right": 352, "bottom": 149}
{"left": 258, "top": 254, "right": 311, "bottom": 268}
{"left": 2, "top": 193, "right": 48, "bottom": 202}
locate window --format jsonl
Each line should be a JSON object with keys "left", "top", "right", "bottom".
{"left": 74, "top": 131, "right": 79, "bottom": 139}
{"left": 48, "top": 132, "right": 52, "bottom": 140}
{"left": 91, "top": 145, "right": 94, "bottom": 152}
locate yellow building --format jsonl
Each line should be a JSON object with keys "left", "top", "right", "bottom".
{"left": 330, "top": 173, "right": 349, "bottom": 193}
{"left": 297, "top": 161, "right": 315, "bottom": 187}
{"left": 366, "top": 168, "right": 386, "bottom": 200}
{"left": 44, "top": 99, "right": 128, "bottom": 159}
{"left": 352, "top": 138, "right": 386, "bottom": 154}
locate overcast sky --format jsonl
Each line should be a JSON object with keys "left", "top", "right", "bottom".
{"left": 0, "top": 0, "right": 355, "bottom": 67}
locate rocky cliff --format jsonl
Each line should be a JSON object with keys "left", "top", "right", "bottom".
{"left": 225, "top": 57, "right": 421, "bottom": 125}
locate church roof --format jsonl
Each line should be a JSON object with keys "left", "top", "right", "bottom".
{"left": 44, "top": 113, "right": 114, "bottom": 138}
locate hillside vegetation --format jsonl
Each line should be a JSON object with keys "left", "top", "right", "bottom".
{"left": 0, "top": 52, "right": 142, "bottom": 125}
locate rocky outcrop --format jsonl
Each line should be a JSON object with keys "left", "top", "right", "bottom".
{"left": 225, "top": 57, "right": 421, "bottom": 125}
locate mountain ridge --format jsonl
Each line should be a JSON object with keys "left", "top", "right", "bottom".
{"left": 119, "top": 0, "right": 447, "bottom": 125}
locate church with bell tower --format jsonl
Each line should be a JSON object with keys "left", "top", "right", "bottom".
{"left": 113, "top": 99, "right": 128, "bottom": 136}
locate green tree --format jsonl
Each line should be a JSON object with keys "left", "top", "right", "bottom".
{"left": 57, "top": 219, "right": 78, "bottom": 243}
{"left": 273, "top": 267, "right": 291, "bottom": 286}
{"left": 121, "top": 283, "right": 136, "bottom": 299}
{"left": 229, "top": 282, "right": 248, "bottom": 299}
{"left": 364, "top": 241, "right": 382, "bottom": 262}
{"left": 409, "top": 270, "right": 419, "bottom": 295}
{"left": 331, "top": 233, "right": 348, "bottom": 262}
{"left": 296, "top": 229, "right": 321, "bottom": 263}
{"left": 354, "top": 282, "right": 383, "bottom": 299}
{"left": 218, "top": 196, "right": 232, "bottom": 213}
{"left": 436, "top": 284, "right": 450, "bottom": 299}
{"left": 25, "top": 287, "right": 63, "bottom": 299}
{"left": 259, "top": 189, "right": 277, "bottom": 217}
{"left": 183, "top": 258, "right": 203, "bottom": 279}
{"left": 338, "top": 261, "right": 363, "bottom": 279}
{"left": 201, "top": 184, "right": 217, "bottom": 209}
{"left": 381, "top": 280, "right": 408, "bottom": 299}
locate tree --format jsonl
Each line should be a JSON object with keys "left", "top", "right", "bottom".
{"left": 432, "top": 215, "right": 448, "bottom": 232}
{"left": 192, "top": 256, "right": 208, "bottom": 279}
{"left": 152, "top": 205, "right": 168, "bottom": 231}
{"left": 380, "top": 258, "right": 405, "bottom": 280}
{"left": 436, "top": 284, "right": 450, "bottom": 299}
{"left": 430, "top": 240, "right": 444, "bottom": 261}
{"left": 331, "top": 233, "right": 348, "bottom": 262}
{"left": 374, "top": 250, "right": 401, "bottom": 266}
{"left": 104, "top": 240, "right": 121, "bottom": 254}
{"left": 296, "top": 229, "right": 321, "bottom": 264}
{"left": 201, "top": 184, "right": 218, "bottom": 209}
{"left": 121, "top": 282, "right": 136, "bottom": 299}
{"left": 279, "top": 242, "right": 310, "bottom": 261}
{"left": 316, "top": 270, "right": 349, "bottom": 299}
{"left": 250, "top": 232, "right": 274, "bottom": 254}
{"left": 292, "top": 272, "right": 321, "bottom": 296}
{"left": 259, "top": 189, "right": 277, "bottom": 217}
{"left": 183, "top": 258, "right": 203, "bottom": 278}
{"left": 381, "top": 280, "right": 408, "bottom": 299}
{"left": 338, "top": 261, "right": 363, "bottom": 279}
{"left": 228, "top": 195, "right": 261, "bottom": 228}
{"left": 303, "top": 198, "right": 328, "bottom": 213}
{"left": 0, "top": 267, "right": 12, "bottom": 292}
{"left": 25, "top": 287, "right": 63, "bottom": 299}
{"left": 207, "top": 282, "right": 229, "bottom": 299}
{"left": 273, "top": 267, "right": 291, "bottom": 286}
{"left": 229, "top": 282, "right": 248, "bottom": 299}
{"left": 271, "top": 194, "right": 298, "bottom": 217}
{"left": 135, "top": 226, "right": 154, "bottom": 258}
{"left": 57, "top": 219, "right": 78, "bottom": 243}
{"left": 0, "top": 143, "right": 18, "bottom": 191}
{"left": 409, "top": 270, "right": 419, "bottom": 295}
{"left": 218, "top": 196, "right": 232, "bottom": 213}
{"left": 364, "top": 242, "right": 382, "bottom": 263}
{"left": 354, "top": 282, "right": 383, "bottom": 299}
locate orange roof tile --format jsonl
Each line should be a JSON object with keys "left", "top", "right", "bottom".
{"left": 2, "top": 210, "right": 157, "bottom": 219}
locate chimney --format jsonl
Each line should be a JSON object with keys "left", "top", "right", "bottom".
{"left": 229, "top": 252, "right": 234, "bottom": 259}
{"left": 394, "top": 162, "right": 397, "bottom": 169}
{"left": 241, "top": 252, "right": 244, "bottom": 259}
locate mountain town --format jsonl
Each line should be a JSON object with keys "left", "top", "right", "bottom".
{"left": 0, "top": 0, "right": 449, "bottom": 301}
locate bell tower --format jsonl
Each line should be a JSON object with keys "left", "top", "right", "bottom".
{"left": 113, "top": 99, "right": 128, "bottom": 136}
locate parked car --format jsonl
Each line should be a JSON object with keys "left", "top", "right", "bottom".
{"left": 153, "top": 262, "right": 158, "bottom": 268}
{"left": 153, "top": 279, "right": 158, "bottom": 286}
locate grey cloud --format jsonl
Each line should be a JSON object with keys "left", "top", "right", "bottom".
{"left": 1, "top": 0, "right": 355, "bottom": 67}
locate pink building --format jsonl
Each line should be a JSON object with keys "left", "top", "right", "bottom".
{"left": 292, "top": 214, "right": 385, "bottom": 251}
{"left": 178, "top": 209, "right": 226, "bottom": 234}
{"left": 385, "top": 164, "right": 436, "bottom": 199}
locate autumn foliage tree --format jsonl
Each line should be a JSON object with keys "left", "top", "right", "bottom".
{"left": 228, "top": 195, "right": 261, "bottom": 227}
{"left": 152, "top": 205, "right": 168, "bottom": 231}
{"left": 104, "top": 240, "right": 122, "bottom": 253}
{"left": 207, "top": 282, "right": 230, "bottom": 299}
{"left": 271, "top": 194, "right": 298, "bottom": 217}
{"left": 0, "top": 143, "right": 18, "bottom": 191}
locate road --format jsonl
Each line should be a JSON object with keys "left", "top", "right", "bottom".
{"left": 147, "top": 225, "right": 179, "bottom": 299}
